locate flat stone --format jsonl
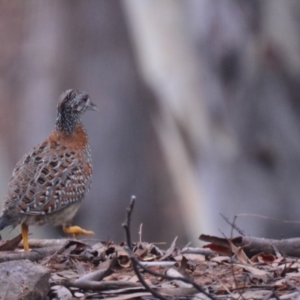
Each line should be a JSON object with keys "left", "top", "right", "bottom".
{"left": 0, "top": 259, "right": 50, "bottom": 300}
{"left": 51, "top": 285, "right": 73, "bottom": 300}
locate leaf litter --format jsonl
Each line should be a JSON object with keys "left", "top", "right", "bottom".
{"left": 29, "top": 234, "right": 300, "bottom": 299}
{"left": 2, "top": 197, "right": 300, "bottom": 299}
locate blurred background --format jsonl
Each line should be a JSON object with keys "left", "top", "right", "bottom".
{"left": 0, "top": 0, "right": 300, "bottom": 245}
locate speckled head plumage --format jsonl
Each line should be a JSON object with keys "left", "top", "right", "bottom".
{"left": 56, "top": 89, "right": 97, "bottom": 134}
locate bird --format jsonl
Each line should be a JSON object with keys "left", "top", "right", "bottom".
{"left": 0, "top": 89, "right": 97, "bottom": 251}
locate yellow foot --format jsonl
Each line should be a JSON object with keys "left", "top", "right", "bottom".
{"left": 21, "top": 223, "right": 29, "bottom": 251}
{"left": 63, "top": 225, "right": 94, "bottom": 238}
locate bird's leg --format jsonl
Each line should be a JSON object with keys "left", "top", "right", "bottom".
{"left": 21, "top": 223, "right": 29, "bottom": 251}
{"left": 62, "top": 225, "right": 94, "bottom": 238}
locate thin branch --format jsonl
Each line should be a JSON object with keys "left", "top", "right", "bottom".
{"left": 20, "top": 238, "right": 69, "bottom": 249}
{"left": 122, "top": 195, "right": 136, "bottom": 250}
{"left": 122, "top": 195, "right": 216, "bottom": 300}
{"left": 0, "top": 245, "right": 62, "bottom": 263}
{"left": 139, "top": 261, "right": 176, "bottom": 267}
{"left": 126, "top": 248, "right": 216, "bottom": 300}
{"left": 64, "top": 280, "right": 141, "bottom": 290}
{"left": 236, "top": 213, "right": 300, "bottom": 224}
{"left": 138, "top": 223, "right": 143, "bottom": 244}
{"left": 122, "top": 196, "right": 169, "bottom": 300}
{"left": 219, "top": 230, "right": 246, "bottom": 300}
{"left": 220, "top": 213, "right": 245, "bottom": 236}
{"left": 267, "top": 290, "right": 280, "bottom": 300}
{"left": 73, "top": 257, "right": 117, "bottom": 283}
{"left": 181, "top": 247, "right": 213, "bottom": 256}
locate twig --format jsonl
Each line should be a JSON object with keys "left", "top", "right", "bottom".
{"left": 122, "top": 196, "right": 169, "bottom": 300}
{"left": 165, "top": 268, "right": 192, "bottom": 288}
{"left": 207, "top": 262, "right": 235, "bottom": 298}
{"left": 220, "top": 230, "right": 246, "bottom": 300}
{"left": 181, "top": 247, "right": 213, "bottom": 256}
{"left": 237, "top": 213, "right": 300, "bottom": 224}
{"left": 267, "top": 290, "right": 280, "bottom": 300}
{"left": 63, "top": 252, "right": 119, "bottom": 291}
{"left": 20, "top": 238, "right": 68, "bottom": 249}
{"left": 122, "top": 196, "right": 217, "bottom": 300}
{"left": 138, "top": 223, "right": 143, "bottom": 244}
{"left": 139, "top": 261, "right": 176, "bottom": 267}
{"left": 126, "top": 249, "right": 217, "bottom": 299}
{"left": 64, "top": 280, "right": 141, "bottom": 290}
{"left": 74, "top": 257, "right": 117, "bottom": 283}
{"left": 122, "top": 195, "right": 135, "bottom": 250}
{"left": 40, "top": 239, "right": 72, "bottom": 266}
{"left": 220, "top": 213, "right": 245, "bottom": 236}
{"left": 0, "top": 245, "right": 62, "bottom": 263}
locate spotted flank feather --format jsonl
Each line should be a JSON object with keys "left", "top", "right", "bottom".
{"left": 9, "top": 140, "right": 92, "bottom": 217}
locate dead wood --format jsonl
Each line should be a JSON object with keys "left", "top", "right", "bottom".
{"left": 139, "top": 261, "right": 176, "bottom": 267}
{"left": 182, "top": 247, "right": 214, "bottom": 256}
{"left": 21, "top": 238, "right": 68, "bottom": 248}
{"left": 64, "top": 280, "right": 142, "bottom": 291}
{"left": 157, "top": 287, "right": 200, "bottom": 297}
{"left": 74, "top": 267, "right": 111, "bottom": 283}
{"left": 166, "top": 268, "right": 193, "bottom": 288}
{"left": 66, "top": 256, "right": 117, "bottom": 291}
{"left": 200, "top": 234, "right": 300, "bottom": 258}
{"left": 234, "top": 236, "right": 300, "bottom": 258}
{"left": 0, "top": 245, "right": 62, "bottom": 263}
{"left": 3, "top": 200, "right": 300, "bottom": 299}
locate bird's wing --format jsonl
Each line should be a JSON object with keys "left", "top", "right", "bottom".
{"left": 5, "top": 139, "right": 92, "bottom": 216}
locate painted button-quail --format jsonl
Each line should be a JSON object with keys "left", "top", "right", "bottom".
{"left": 0, "top": 89, "right": 97, "bottom": 251}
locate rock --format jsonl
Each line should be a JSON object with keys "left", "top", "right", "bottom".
{"left": 51, "top": 285, "right": 73, "bottom": 300}
{"left": 0, "top": 259, "right": 50, "bottom": 300}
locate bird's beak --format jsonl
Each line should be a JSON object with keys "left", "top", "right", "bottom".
{"left": 87, "top": 99, "right": 98, "bottom": 112}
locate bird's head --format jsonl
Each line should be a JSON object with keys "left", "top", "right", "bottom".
{"left": 56, "top": 89, "right": 97, "bottom": 134}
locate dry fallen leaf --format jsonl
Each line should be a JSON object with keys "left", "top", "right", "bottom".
{"left": 239, "top": 264, "right": 268, "bottom": 278}
{"left": 203, "top": 243, "right": 232, "bottom": 256}
{"left": 210, "top": 256, "right": 231, "bottom": 263}
{"left": 179, "top": 253, "right": 205, "bottom": 262}
{"left": 251, "top": 252, "right": 276, "bottom": 264}
{"left": 159, "top": 236, "right": 178, "bottom": 261}
{"left": 229, "top": 240, "right": 251, "bottom": 265}
{"left": 115, "top": 247, "right": 131, "bottom": 268}
{"left": 0, "top": 234, "right": 22, "bottom": 251}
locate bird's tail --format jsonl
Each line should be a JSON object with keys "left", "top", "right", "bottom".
{"left": 0, "top": 214, "right": 9, "bottom": 230}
